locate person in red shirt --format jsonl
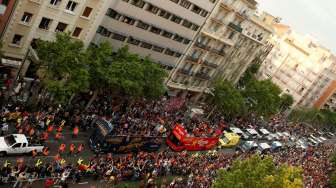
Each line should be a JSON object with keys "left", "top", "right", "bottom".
{"left": 73, "top": 126, "right": 79, "bottom": 138}
{"left": 44, "top": 178, "right": 53, "bottom": 188}
{"left": 69, "top": 144, "right": 75, "bottom": 156}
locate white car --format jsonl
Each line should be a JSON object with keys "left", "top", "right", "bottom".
{"left": 230, "top": 127, "right": 249, "bottom": 140}
{"left": 259, "top": 128, "right": 271, "bottom": 138}
{"left": 0, "top": 134, "right": 44, "bottom": 157}
{"left": 257, "top": 142, "right": 271, "bottom": 153}
{"left": 240, "top": 141, "right": 258, "bottom": 152}
{"left": 245, "top": 129, "right": 261, "bottom": 139}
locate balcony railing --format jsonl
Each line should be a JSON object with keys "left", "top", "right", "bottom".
{"left": 228, "top": 22, "right": 243, "bottom": 33}
{"left": 195, "top": 72, "right": 211, "bottom": 80}
{"left": 210, "top": 48, "right": 226, "bottom": 56}
{"left": 195, "top": 42, "right": 211, "bottom": 51}
{"left": 203, "top": 60, "right": 219, "bottom": 68}
{"left": 186, "top": 55, "right": 200, "bottom": 63}
{"left": 178, "top": 69, "right": 193, "bottom": 76}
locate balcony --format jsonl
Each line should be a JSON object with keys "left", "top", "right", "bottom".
{"left": 178, "top": 69, "right": 193, "bottom": 76}
{"left": 228, "top": 22, "right": 243, "bottom": 33}
{"left": 195, "top": 42, "right": 211, "bottom": 51}
{"left": 236, "top": 12, "right": 248, "bottom": 20}
{"left": 195, "top": 72, "right": 211, "bottom": 80}
{"left": 210, "top": 48, "right": 226, "bottom": 56}
{"left": 220, "top": 2, "right": 234, "bottom": 11}
{"left": 186, "top": 55, "right": 200, "bottom": 63}
{"left": 210, "top": 17, "right": 224, "bottom": 25}
{"left": 203, "top": 60, "right": 219, "bottom": 68}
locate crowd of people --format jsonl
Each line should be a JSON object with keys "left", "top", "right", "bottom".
{"left": 0, "top": 88, "right": 336, "bottom": 187}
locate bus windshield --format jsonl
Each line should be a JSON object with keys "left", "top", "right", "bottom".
{"left": 168, "top": 134, "right": 183, "bottom": 146}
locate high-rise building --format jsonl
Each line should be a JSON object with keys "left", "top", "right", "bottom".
{"left": 258, "top": 24, "right": 334, "bottom": 107}
{"left": 1, "top": 0, "right": 110, "bottom": 60}
{"left": 92, "top": 0, "right": 218, "bottom": 71}
{"left": 0, "top": 0, "right": 17, "bottom": 37}
{"left": 166, "top": 0, "right": 275, "bottom": 101}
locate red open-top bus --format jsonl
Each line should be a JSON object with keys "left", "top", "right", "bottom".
{"left": 166, "top": 124, "right": 221, "bottom": 151}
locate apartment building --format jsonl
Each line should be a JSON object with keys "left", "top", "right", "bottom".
{"left": 1, "top": 0, "right": 110, "bottom": 60}
{"left": 258, "top": 24, "right": 334, "bottom": 107}
{"left": 92, "top": 0, "right": 217, "bottom": 71}
{"left": 166, "top": 0, "right": 275, "bottom": 101}
{"left": 0, "top": 0, "right": 17, "bottom": 37}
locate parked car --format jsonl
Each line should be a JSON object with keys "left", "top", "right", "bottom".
{"left": 239, "top": 141, "right": 258, "bottom": 152}
{"left": 258, "top": 128, "right": 271, "bottom": 138}
{"left": 0, "top": 134, "right": 44, "bottom": 157}
{"left": 230, "top": 127, "right": 249, "bottom": 140}
{"left": 296, "top": 139, "right": 308, "bottom": 150}
{"left": 271, "top": 141, "right": 282, "bottom": 151}
{"left": 257, "top": 142, "right": 271, "bottom": 154}
{"left": 245, "top": 129, "right": 262, "bottom": 139}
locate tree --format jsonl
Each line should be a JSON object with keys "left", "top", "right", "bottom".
{"left": 238, "top": 63, "right": 261, "bottom": 88}
{"left": 242, "top": 79, "right": 282, "bottom": 118}
{"left": 85, "top": 42, "right": 114, "bottom": 109}
{"left": 141, "top": 57, "right": 167, "bottom": 99}
{"left": 212, "top": 155, "right": 303, "bottom": 188}
{"left": 289, "top": 108, "right": 328, "bottom": 127}
{"left": 105, "top": 46, "right": 166, "bottom": 100}
{"left": 209, "top": 80, "right": 245, "bottom": 118}
{"left": 36, "top": 33, "right": 89, "bottom": 104}
{"left": 280, "top": 94, "right": 294, "bottom": 111}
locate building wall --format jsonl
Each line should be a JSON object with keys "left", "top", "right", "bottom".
{"left": 0, "top": 0, "right": 17, "bottom": 37}
{"left": 258, "top": 25, "right": 334, "bottom": 107}
{"left": 2, "top": 0, "right": 110, "bottom": 60}
{"left": 166, "top": 0, "right": 274, "bottom": 101}
{"left": 93, "top": 0, "right": 216, "bottom": 70}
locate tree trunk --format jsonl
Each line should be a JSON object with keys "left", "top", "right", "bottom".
{"left": 68, "top": 93, "right": 75, "bottom": 105}
{"left": 207, "top": 105, "right": 216, "bottom": 119}
{"left": 85, "top": 89, "right": 98, "bottom": 110}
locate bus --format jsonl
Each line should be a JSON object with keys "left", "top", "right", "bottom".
{"left": 89, "top": 119, "right": 162, "bottom": 153}
{"left": 166, "top": 124, "right": 221, "bottom": 152}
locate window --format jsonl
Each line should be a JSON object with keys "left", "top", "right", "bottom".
{"left": 55, "top": 22, "right": 67, "bottom": 32}
{"left": 180, "top": 0, "right": 191, "bottom": 9}
{"left": 72, "top": 27, "right": 82, "bottom": 37}
{"left": 140, "top": 42, "right": 152, "bottom": 49}
{"left": 228, "top": 31, "right": 236, "bottom": 39}
{"left": 191, "top": 5, "right": 201, "bottom": 14}
{"left": 21, "top": 12, "right": 33, "bottom": 24}
{"left": 182, "top": 20, "right": 192, "bottom": 28}
{"left": 82, "top": 7, "right": 93, "bottom": 17}
{"left": 173, "top": 34, "right": 183, "bottom": 42}
{"left": 165, "top": 49, "right": 175, "bottom": 56}
{"left": 183, "top": 38, "right": 191, "bottom": 45}
{"left": 171, "top": 16, "right": 182, "bottom": 24}
{"left": 200, "top": 10, "right": 208, "bottom": 17}
{"left": 136, "top": 21, "right": 149, "bottom": 30}
{"left": 1, "top": 0, "right": 9, "bottom": 5}
{"left": 97, "top": 26, "right": 111, "bottom": 37}
{"left": 66, "top": 1, "right": 77, "bottom": 12}
{"left": 191, "top": 24, "right": 199, "bottom": 31}
{"left": 146, "top": 4, "right": 159, "bottom": 14}
{"left": 162, "top": 31, "right": 173, "bottom": 38}
{"left": 131, "top": 0, "right": 145, "bottom": 8}
{"left": 39, "top": 17, "right": 52, "bottom": 30}
{"left": 121, "top": 16, "right": 135, "bottom": 25}
{"left": 112, "top": 33, "right": 127, "bottom": 41}
{"left": 12, "top": 34, "right": 23, "bottom": 45}
{"left": 153, "top": 45, "right": 164, "bottom": 53}
{"left": 12, "top": 143, "right": 21, "bottom": 148}
{"left": 106, "top": 8, "right": 121, "bottom": 20}
{"left": 150, "top": 26, "right": 161, "bottom": 35}
{"left": 127, "top": 37, "right": 140, "bottom": 46}
{"left": 49, "top": 0, "right": 61, "bottom": 6}
{"left": 170, "top": 0, "right": 179, "bottom": 3}
{"left": 159, "top": 10, "right": 171, "bottom": 19}
{"left": 175, "top": 52, "right": 182, "bottom": 57}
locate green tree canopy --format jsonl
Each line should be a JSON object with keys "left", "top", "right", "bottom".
{"left": 280, "top": 94, "right": 294, "bottom": 111}
{"left": 242, "top": 79, "right": 282, "bottom": 118}
{"left": 238, "top": 63, "right": 261, "bottom": 88}
{"left": 212, "top": 155, "right": 303, "bottom": 188}
{"left": 289, "top": 108, "right": 336, "bottom": 128}
{"left": 36, "top": 33, "right": 90, "bottom": 104}
{"left": 209, "top": 80, "right": 245, "bottom": 118}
